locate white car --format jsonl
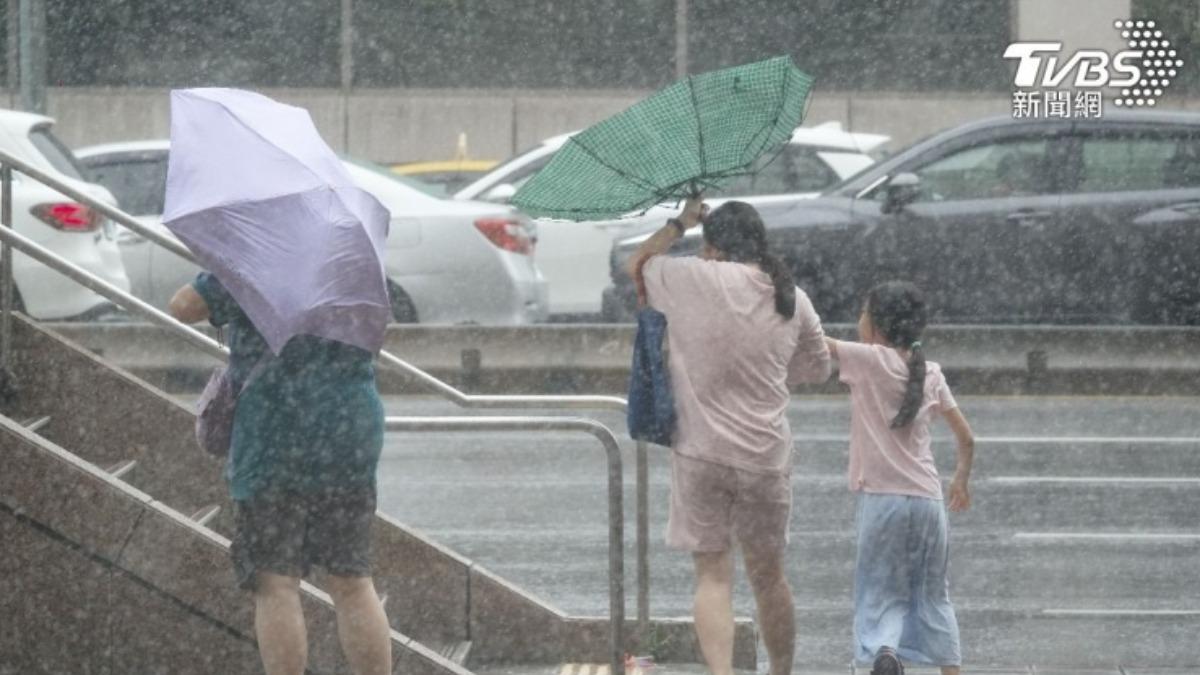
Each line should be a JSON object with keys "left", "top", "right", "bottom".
{"left": 75, "top": 141, "right": 549, "bottom": 325}
{"left": 455, "top": 122, "right": 889, "bottom": 319}
{"left": 0, "top": 111, "right": 129, "bottom": 319}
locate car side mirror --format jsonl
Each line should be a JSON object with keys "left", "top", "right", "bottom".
{"left": 483, "top": 183, "right": 517, "bottom": 204}
{"left": 881, "top": 173, "right": 921, "bottom": 214}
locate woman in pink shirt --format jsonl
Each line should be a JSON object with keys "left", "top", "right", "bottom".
{"left": 629, "top": 196, "right": 831, "bottom": 675}
{"left": 825, "top": 281, "right": 975, "bottom": 675}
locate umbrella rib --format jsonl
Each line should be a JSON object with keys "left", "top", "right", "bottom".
{"left": 567, "top": 136, "right": 663, "bottom": 194}
{"left": 742, "top": 61, "right": 794, "bottom": 165}
{"left": 686, "top": 74, "right": 706, "bottom": 191}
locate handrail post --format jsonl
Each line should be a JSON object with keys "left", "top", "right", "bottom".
{"left": 0, "top": 163, "right": 15, "bottom": 402}
{"left": 606, "top": 429, "right": 626, "bottom": 675}
{"left": 636, "top": 440, "right": 649, "bottom": 634}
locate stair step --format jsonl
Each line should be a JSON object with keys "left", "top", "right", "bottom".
{"left": 431, "top": 640, "right": 471, "bottom": 666}
{"left": 105, "top": 459, "right": 137, "bottom": 479}
{"left": 190, "top": 504, "right": 221, "bottom": 527}
{"left": 22, "top": 416, "right": 50, "bottom": 433}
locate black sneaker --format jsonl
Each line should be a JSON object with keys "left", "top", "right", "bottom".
{"left": 870, "top": 647, "right": 903, "bottom": 675}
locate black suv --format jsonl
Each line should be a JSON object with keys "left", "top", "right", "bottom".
{"left": 603, "top": 111, "right": 1200, "bottom": 325}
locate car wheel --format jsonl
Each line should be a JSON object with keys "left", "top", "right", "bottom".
{"left": 387, "top": 281, "right": 418, "bottom": 324}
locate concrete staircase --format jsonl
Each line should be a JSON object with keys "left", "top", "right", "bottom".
{"left": 0, "top": 315, "right": 751, "bottom": 673}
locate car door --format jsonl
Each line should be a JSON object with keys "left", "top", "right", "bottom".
{"left": 855, "top": 127, "right": 1071, "bottom": 323}
{"left": 1054, "top": 123, "right": 1200, "bottom": 324}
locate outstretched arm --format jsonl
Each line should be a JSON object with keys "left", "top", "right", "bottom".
{"left": 943, "top": 407, "right": 975, "bottom": 512}
{"left": 824, "top": 337, "right": 841, "bottom": 359}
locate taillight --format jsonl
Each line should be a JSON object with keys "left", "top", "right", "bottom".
{"left": 31, "top": 203, "right": 102, "bottom": 232}
{"left": 474, "top": 218, "right": 533, "bottom": 255}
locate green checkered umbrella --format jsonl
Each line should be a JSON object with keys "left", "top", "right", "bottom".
{"left": 511, "top": 56, "right": 814, "bottom": 221}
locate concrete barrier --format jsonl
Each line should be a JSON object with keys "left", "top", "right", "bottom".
{"left": 48, "top": 322, "right": 1200, "bottom": 396}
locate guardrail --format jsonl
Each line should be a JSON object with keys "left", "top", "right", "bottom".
{"left": 0, "top": 151, "right": 647, "bottom": 674}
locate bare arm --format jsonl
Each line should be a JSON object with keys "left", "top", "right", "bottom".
{"left": 168, "top": 284, "right": 210, "bottom": 324}
{"left": 786, "top": 296, "right": 831, "bottom": 384}
{"left": 625, "top": 195, "right": 706, "bottom": 281}
{"left": 824, "top": 336, "right": 841, "bottom": 359}
{"left": 942, "top": 407, "right": 975, "bottom": 512}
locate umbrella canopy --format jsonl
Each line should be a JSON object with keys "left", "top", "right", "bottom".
{"left": 163, "top": 88, "right": 392, "bottom": 355}
{"left": 511, "top": 56, "right": 814, "bottom": 221}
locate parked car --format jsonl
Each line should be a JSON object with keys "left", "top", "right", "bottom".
{"left": 75, "top": 140, "right": 548, "bottom": 325}
{"left": 606, "top": 111, "right": 1200, "bottom": 325}
{"left": 0, "top": 110, "right": 129, "bottom": 319}
{"left": 455, "top": 122, "right": 889, "bottom": 319}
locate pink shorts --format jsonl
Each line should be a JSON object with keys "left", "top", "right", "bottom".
{"left": 666, "top": 452, "right": 793, "bottom": 553}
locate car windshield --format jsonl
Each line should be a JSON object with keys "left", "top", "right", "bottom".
{"left": 29, "top": 126, "right": 86, "bottom": 180}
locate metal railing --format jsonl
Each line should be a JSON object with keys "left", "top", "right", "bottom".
{"left": 0, "top": 151, "right": 645, "bottom": 674}
{"left": 0, "top": 149, "right": 654, "bottom": 635}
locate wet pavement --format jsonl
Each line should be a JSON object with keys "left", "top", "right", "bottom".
{"left": 377, "top": 396, "right": 1200, "bottom": 670}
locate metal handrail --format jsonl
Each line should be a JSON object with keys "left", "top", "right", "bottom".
{"left": 386, "top": 415, "right": 624, "bottom": 673}
{"left": 0, "top": 191, "right": 631, "bottom": 675}
{"left": 0, "top": 147, "right": 655, "bottom": 631}
{"left": 0, "top": 157, "right": 640, "bottom": 671}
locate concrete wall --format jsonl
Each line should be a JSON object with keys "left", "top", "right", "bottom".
{"left": 33, "top": 86, "right": 1017, "bottom": 162}
{"left": 1016, "top": 0, "right": 1131, "bottom": 53}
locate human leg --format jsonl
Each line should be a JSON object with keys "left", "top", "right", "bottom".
{"left": 692, "top": 550, "right": 736, "bottom": 675}
{"left": 308, "top": 485, "right": 391, "bottom": 675}
{"left": 740, "top": 540, "right": 794, "bottom": 675}
{"left": 254, "top": 572, "right": 308, "bottom": 675}
{"left": 232, "top": 492, "right": 310, "bottom": 675}
{"left": 854, "top": 494, "right": 912, "bottom": 665}
{"left": 667, "top": 455, "right": 741, "bottom": 675}
{"left": 326, "top": 575, "right": 392, "bottom": 675}
{"left": 901, "top": 498, "right": 961, "bottom": 669}
{"left": 732, "top": 469, "right": 795, "bottom": 675}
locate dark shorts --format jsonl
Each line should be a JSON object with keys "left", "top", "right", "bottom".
{"left": 231, "top": 485, "right": 376, "bottom": 591}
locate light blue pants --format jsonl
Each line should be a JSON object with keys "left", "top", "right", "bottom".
{"left": 854, "top": 492, "right": 962, "bottom": 666}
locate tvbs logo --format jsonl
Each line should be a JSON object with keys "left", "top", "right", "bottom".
{"left": 1004, "top": 20, "right": 1183, "bottom": 108}
{"left": 1003, "top": 42, "right": 1142, "bottom": 88}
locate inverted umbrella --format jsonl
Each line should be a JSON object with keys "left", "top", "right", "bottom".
{"left": 163, "top": 88, "right": 391, "bottom": 355}
{"left": 512, "top": 55, "right": 814, "bottom": 221}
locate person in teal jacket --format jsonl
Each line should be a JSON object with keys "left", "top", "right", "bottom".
{"left": 170, "top": 271, "right": 390, "bottom": 675}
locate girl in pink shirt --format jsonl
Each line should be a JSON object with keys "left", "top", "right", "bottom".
{"left": 825, "top": 281, "right": 975, "bottom": 675}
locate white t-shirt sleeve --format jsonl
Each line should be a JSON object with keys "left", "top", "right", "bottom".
{"left": 786, "top": 289, "right": 832, "bottom": 384}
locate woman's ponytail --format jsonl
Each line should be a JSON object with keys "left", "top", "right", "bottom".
{"left": 758, "top": 251, "right": 796, "bottom": 320}
{"left": 702, "top": 201, "right": 796, "bottom": 320}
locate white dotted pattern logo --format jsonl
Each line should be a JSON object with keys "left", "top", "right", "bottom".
{"left": 1114, "top": 19, "right": 1182, "bottom": 107}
